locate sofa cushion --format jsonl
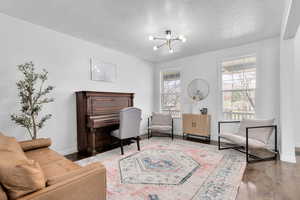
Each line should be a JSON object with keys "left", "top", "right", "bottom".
{"left": 220, "top": 132, "right": 267, "bottom": 149}
{"left": 0, "top": 184, "right": 7, "bottom": 200}
{"left": 25, "top": 148, "right": 80, "bottom": 180}
{"left": 151, "top": 112, "right": 172, "bottom": 126}
{"left": 238, "top": 119, "right": 275, "bottom": 143}
{"left": 150, "top": 125, "right": 172, "bottom": 132}
{"left": 0, "top": 134, "right": 46, "bottom": 200}
{"left": 111, "top": 129, "right": 120, "bottom": 139}
{"left": 19, "top": 138, "right": 52, "bottom": 152}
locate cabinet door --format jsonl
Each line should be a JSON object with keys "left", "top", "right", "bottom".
{"left": 182, "top": 114, "right": 210, "bottom": 136}
{"left": 182, "top": 114, "right": 199, "bottom": 134}
{"left": 196, "top": 115, "right": 210, "bottom": 136}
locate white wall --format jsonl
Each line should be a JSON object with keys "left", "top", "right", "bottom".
{"left": 154, "top": 38, "right": 280, "bottom": 143}
{"left": 279, "top": 38, "right": 296, "bottom": 162}
{"left": 279, "top": 0, "right": 299, "bottom": 163}
{"left": 0, "top": 13, "right": 154, "bottom": 155}
{"left": 294, "top": 27, "right": 300, "bottom": 147}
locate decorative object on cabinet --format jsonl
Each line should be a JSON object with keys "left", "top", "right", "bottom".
{"left": 200, "top": 108, "right": 208, "bottom": 115}
{"left": 182, "top": 114, "right": 211, "bottom": 141}
{"left": 90, "top": 57, "right": 117, "bottom": 82}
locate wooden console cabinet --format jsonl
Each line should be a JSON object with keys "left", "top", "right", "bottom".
{"left": 182, "top": 114, "right": 211, "bottom": 140}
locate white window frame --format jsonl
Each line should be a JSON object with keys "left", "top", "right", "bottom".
{"left": 159, "top": 68, "right": 181, "bottom": 118}
{"left": 218, "top": 54, "right": 258, "bottom": 121}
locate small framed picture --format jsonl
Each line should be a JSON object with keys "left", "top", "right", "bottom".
{"left": 90, "top": 57, "right": 117, "bottom": 82}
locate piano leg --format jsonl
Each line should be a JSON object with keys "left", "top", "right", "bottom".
{"left": 89, "top": 128, "right": 97, "bottom": 156}
{"left": 120, "top": 140, "right": 124, "bottom": 155}
{"left": 137, "top": 136, "right": 140, "bottom": 151}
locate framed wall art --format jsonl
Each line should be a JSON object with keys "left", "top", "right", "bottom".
{"left": 90, "top": 57, "right": 117, "bottom": 82}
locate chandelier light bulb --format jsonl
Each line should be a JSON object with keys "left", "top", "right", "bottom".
{"left": 153, "top": 46, "right": 158, "bottom": 51}
{"left": 179, "top": 35, "right": 187, "bottom": 42}
{"left": 166, "top": 34, "right": 172, "bottom": 40}
{"left": 148, "top": 35, "right": 154, "bottom": 41}
{"left": 169, "top": 49, "right": 174, "bottom": 53}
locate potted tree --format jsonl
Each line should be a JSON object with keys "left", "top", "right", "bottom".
{"left": 11, "top": 62, "right": 54, "bottom": 139}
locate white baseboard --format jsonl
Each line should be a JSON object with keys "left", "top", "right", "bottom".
{"left": 55, "top": 146, "right": 78, "bottom": 156}
{"left": 280, "top": 153, "right": 296, "bottom": 163}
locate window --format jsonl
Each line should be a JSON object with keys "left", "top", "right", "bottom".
{"left": 221, "top": 56, "right": 256, "bottom": 120}
{"left": 160, "top": 70, "right": 181, "bottom": 117}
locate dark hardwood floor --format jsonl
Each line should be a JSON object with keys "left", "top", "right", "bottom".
{"left": 237, "top": 155, "right": 300, "bottom": 200}
{"left": 66, "top": 136, "right": 300, "bottom": 200}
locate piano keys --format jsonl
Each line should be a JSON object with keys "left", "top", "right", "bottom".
{"left": 76, "top": 91, "right": 134, "bottom": 155}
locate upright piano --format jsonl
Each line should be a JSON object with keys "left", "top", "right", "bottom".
{"left": 76, "top": 91, "right": 134, "bottom": 155}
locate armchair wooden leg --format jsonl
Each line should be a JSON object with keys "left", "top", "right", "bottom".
{"left": 120, "top": 139, "right": 124, "bottom": 155}
{"left": 137, "top": 136, "right": 140, "bottom": 151}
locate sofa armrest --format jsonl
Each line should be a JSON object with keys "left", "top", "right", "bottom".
{"left": 19, "top": 138, "right": 52, "bottom": 152}
{"left": 46, "top": 162, "right": 104, "bottom": 186}
{"left": 17, "top": 162, "right": 106, "bottom": 200}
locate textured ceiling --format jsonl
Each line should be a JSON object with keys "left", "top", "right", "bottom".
{"left": 0, "top": 0, "right": 284, "bottom": 63}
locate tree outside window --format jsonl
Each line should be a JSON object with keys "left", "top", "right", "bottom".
{"left": 221, "top": 56, "right": 256, "bottom": 120}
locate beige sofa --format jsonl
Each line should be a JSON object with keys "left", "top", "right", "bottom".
{"left": 0, "top": 137, "right": 106, "bottom": 200}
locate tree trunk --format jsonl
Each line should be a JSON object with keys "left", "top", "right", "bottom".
{"left": 31, "top": 115, "right": 37, "bottom": 139}
{"left": 29, "top": 92, "right": 37, "bottom": 139}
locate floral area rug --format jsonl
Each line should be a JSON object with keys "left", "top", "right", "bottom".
{"left": 76, "top": 138, "right": 246, "bottom": 200}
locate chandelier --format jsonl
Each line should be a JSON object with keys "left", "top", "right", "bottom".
{"left": 149, "top": 30, "right": 187, "bottom": 53}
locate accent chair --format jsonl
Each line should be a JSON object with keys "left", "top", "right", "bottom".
{"left": 148, "top": 112, "right": 174, "bottom": 140}
{"left": 111, "top": 107, "right": 142, "bottom": 155}
{"left": 218, "top": 119, "right": 278, "bottom": 163}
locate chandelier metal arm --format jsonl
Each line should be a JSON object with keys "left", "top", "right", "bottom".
{"left": 157, "top": 42, "right": 167, "bottom": 48}
{"left": 171, "top": 38, "right": 181, "bottom": 41}
{"left": 153, "top": 37, "right": 168, "bottom": 41}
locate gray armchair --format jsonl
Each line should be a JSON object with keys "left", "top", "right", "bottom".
{"left": 111, "top": 107, "right": 142, "bottom": 155}
{"left": 148, "top": 112, "right": 174, "bottom": 140}
{"left": 218, "top": 119, "right": 278, "bottom": 163}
